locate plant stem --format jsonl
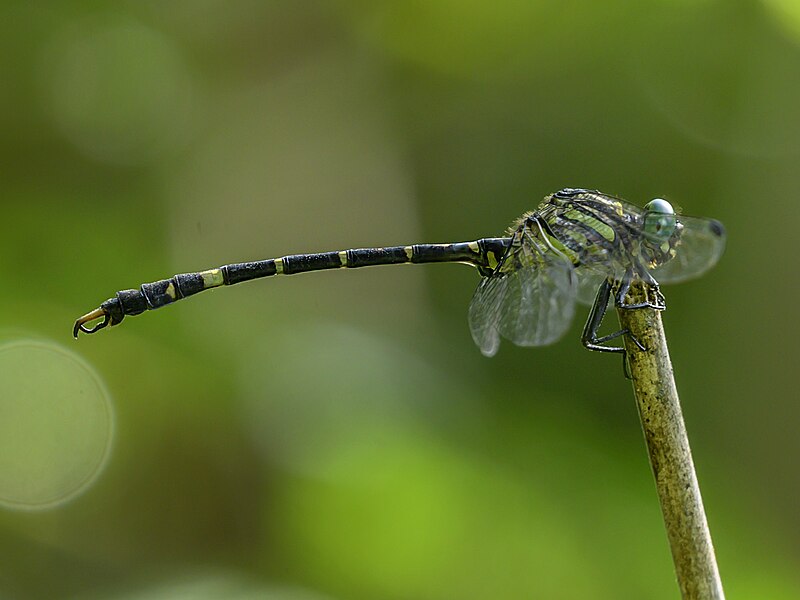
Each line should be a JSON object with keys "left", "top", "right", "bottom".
{"left": 616, "top": 285, "right": 724, "bottom": 600}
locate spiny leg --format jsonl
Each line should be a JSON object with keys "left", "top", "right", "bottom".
{"left": 582, "top": 278, "right": 646, "bottom": 354}
{"left": 615, "top": 268, "right": 666, "bottom": 310}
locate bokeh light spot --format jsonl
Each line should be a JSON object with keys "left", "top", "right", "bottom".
{"left": 40, "top": 14, "right": 196, "bottom": 165}
{"left": 0, "top": 340, "right": 114, "bottom": 510}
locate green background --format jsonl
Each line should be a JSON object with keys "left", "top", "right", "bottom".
{"left": 1, "top": 1, "right": 799, "bottom": 598}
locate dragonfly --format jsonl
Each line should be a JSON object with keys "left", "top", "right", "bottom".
{"left": 73, "top": 188, "right": 725, "bottom": 358}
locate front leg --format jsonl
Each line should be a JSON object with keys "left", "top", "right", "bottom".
{"left": 615, "top": 269, "right": 666, "bottom": 310}
{"left": 582, "top": 279, "right": 645, "bottom": 354}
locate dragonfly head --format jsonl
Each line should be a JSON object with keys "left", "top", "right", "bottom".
{"left": 640, "top": 198, "right": 682, "bottom": 268}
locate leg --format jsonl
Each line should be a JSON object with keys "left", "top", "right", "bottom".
{"left": 582, "top": 279, "right": 646, "bottom": 354}
{"left": 615, "top": 269, "right": 666, "bottom": 310}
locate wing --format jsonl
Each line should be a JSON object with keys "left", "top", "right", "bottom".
{"left": 468, "top": 230, "right": 577, "bottom": 357}
{"left": 573, "top": 265, "right": 608, "bottom": 306}
{"left": 650, "top": 215, "right": 726, "bottom": 284}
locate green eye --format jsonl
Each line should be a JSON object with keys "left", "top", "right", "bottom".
{"left": 643, "top": 198, "right": 676, "bottom": 240}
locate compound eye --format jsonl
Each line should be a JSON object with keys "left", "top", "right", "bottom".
{"left": 644, "top": 198, "right": 674, "bottom": 215}
{"left": 643, "top": 198, "right": 677, "bottom": 240}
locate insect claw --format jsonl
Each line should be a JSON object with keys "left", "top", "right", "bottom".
{"left": 628, "top": 331, "right": 647, "bottom": 352}
{"left": 623, "top": 353, "right": 632, "bottom": 379}
{"left": 73, "top": 308, "right": 110, "bottom": 338}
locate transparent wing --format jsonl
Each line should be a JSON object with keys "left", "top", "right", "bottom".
{"left": 496, "top": 260, "right": 576, "bottom": 347}
{"left": 574, "top": 264, "right": 612, "bottom": 306}
{"left": 468, "top": 232, "right": 577, "bottom": 356}
{"left": 467, "top": 272, "right": 507, "bottom": 357}
{"left": 650, "top": 215, "right": 726, "bottom": 284}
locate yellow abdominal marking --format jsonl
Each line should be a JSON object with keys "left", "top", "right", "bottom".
{"left": 274, "top": 258, "right": 284, "bottom": 274}
{"left": 405, "top": 246, "right": 413, "bottom": 260}
{"left": 165, "top": 282, "right": 177, "bottom": 299}
{"left": 338, "top": 251, "right": 348, "bottom": 266}
{"left": 200, "top": 268, "right": 225, "bottom": 289}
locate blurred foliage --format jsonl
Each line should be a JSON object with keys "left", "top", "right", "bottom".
{"left": 1, "top": 0, "right": 799, "bottom": 598}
